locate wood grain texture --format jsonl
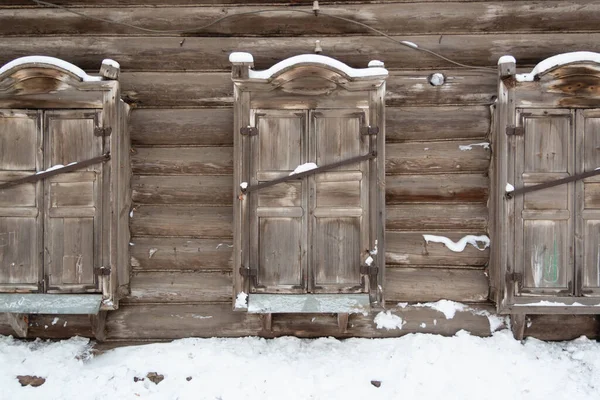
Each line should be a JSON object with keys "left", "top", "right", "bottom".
{"left": 0, "top": 34, "right": 599, "bottom": 71}
{"left": 524, "top": 314, "right": 600, "bottom": 340}
{"left": 130, "top": 108, "right": 233, "bottom": 146}
{"left": 132, "top": 147, "right": 233, "bottom": 175}
{"left": 130, "top": 205, "right": 232, "bottom": 238}
{"left": 386, "top": 106, "right": 490, "bottom": 142}
{"left": 1, "top": 0, "right": 541, "bottom": 5}
{"left": 124, "top": 271, "right": 232, "bottom": 303}
{"left": 3, "top": 2, "right": 598, "bottom": 36}
{"left": 130, "top": 237, "right": 233, "bottom": 271}
{"left": 386, "top": 174, "right": 489, "bottom": 204}
{"left": 132, "top": 175, "right": 232, "bottom": 205}
{"left": 386, "top": 204, "right": 488, "bottom": 231}
{"left": 385, "top": 267, "right": 489, "bottom": 302}
{"left": 386, "top": 140, "right": 490, "bottom": 174}
{"left": 386, "top": 231, "right": 490, "bottom": 266}
{"left": 105, "top": 302, "right": 499, "bottom": 340}
{"left": 27, "top": 314, "right": 95, "bottom": 339}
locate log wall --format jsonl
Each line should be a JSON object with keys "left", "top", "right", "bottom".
{"left": 1, "top": 0, "right": 599, "bottom": 341}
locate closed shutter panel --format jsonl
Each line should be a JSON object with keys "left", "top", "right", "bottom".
{"left": 0, "top": 110, "right": 42, "bottom": 291}
{"left": 309, "top": 110, "right": 369, "bottom": 293}
{"left": 514, "top": 110, "right": 574, "bottom": 295}
{"left": 249, "top": 111, "right": 307, "bottom": 292}
{"left": 44, "top": 111, "right": 103, "bottom": 293}
{"left": 577, "top": 109, "right": 600, "bottom": 296}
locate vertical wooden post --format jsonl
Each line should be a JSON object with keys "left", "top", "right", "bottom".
{"left": 511, "top": 313, "right": 526, "bottom": 340}
{"left": 493, "top": 55, "right": 517, "bottom": 310}
{"left": 6, "top": 313, "right": 28, "bottom": 338}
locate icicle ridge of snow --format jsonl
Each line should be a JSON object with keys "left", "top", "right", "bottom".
{"left": 423, "top": 234, "right": 490, "bottom": 252}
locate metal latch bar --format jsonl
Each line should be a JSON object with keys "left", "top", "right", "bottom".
{"left": 243, "top": 151, "right": 377, "bottom": 194}
{"left": 360, "top": 126, "right": 379, "bottom": 136}
{"left": 0, "top": 153, "right": 111, "bottom": 191}
{"left": 506, "top": 125, "right": 524, "bottom": 135}
{"left": 360, "top": 265, "right": 379, "bottom": 276}
{"left": 507, "top": 168, "right": 600, "bottom": 199}
{"left": 94, "top": 266, "right": 111, "bottom": 276}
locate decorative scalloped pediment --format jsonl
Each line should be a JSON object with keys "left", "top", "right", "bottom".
{"left": 230, "top": 52, "right": 388, "bottom": 94}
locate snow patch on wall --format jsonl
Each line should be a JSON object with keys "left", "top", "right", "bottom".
{"left": 497, "top": 55, "right": 516, "bottom": 65}
{"left": 459, "top": 142, "right": 490, "bottom": 151}
{"left": 235, "top": 292, "right": 248, "bottom": 309}
{"left": 229, "top": 52, "right": 254, "bottom": 63}
{"left": 506, "top": 183, "right": 515, "bottom": 193}
{"left": 290, "top": 163, "right": 318, "bottom": 175}
{"left": 415, "top": 300, "right": 507, "bottom": 333}
{"left": 423, "top": 234, "right": 490, "bottom": 252}
{"left": 374, "top": 311, "right": 405, "bottom": 330}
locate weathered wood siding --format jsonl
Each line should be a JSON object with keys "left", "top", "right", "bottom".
{"left": 2, "top": 0, "right": 599, "bottom": 340}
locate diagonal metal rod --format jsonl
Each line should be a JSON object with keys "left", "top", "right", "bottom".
{"left": 243, "top": 151, "right": 376, "bottom": 194}
{"left": 506, "top": 168, "right": 600, "bottom": 199}
{"left": 0, "top": 153, "right": 110, "bottom": 191}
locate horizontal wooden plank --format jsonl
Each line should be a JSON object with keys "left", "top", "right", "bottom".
{"left": 132, "top": 147, "right": 233, "bottom": 175}
{"left": 130, "top": 205, "right": 232, "bottom": 237}
{"left": 386, "top": 174, "right": 489, "bottom": 204}
{"left": 1, "top": 0, "right": 534, "bottom": 5}
{"left": 524, "top": 314, "right": 600, "bottom": 341}
{"left": 130, "top": 108, "right": 233, "bottom": 146}
{"left": 120, "top": 71, "right": 496, "bottom": 108}
{"left": 386, "top": 106, "right": 490, "bottom": 142}
{"left": 124, "top": 271, "right": 232, "bottom": 303}
{"left": 386, "top": 140, "right": 490, "bottom": 174}
{"left": 386, "top": 204, "right": 488, "bottom": 231}
{"left": 386, "top": 231, "right": 489, "bottom": 266}
{"left": 130, "top": 237, "right": 233, "bottom": 271}
{"left": 385, "top": 267, "right": 489, "bottom": 302}
{"left": 105, "top": 302, "right": 498, "bottom": 340}
{"left": 129, "top": 106, "right": 491, "bottom": 146}
{"left": 1, "top": 33, "right": 599, "bottom": 71}
{"left": 132, "top": 175, "right": 232, "bottom": 204}
{"left": 27, "top": 314, "right": 95, "bottom": 339}
{"left": 3, "top": 2, "right": 598, "bottom": 36}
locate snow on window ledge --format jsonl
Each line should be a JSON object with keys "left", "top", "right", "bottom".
{"left": 515, "top": 51, "right": 600, "bottom": 82}
{"left": 0, "top": 56, "right": 103, "bottom": 82}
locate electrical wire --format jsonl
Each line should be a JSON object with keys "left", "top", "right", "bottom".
{"left": 31, "top": 0, "right": 496, "bottom": 71}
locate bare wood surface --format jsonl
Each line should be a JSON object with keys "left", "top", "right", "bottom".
{"left": 386, "top": 204, "right": 488, "bottom": 231}
{"left": 6, "top": 313, "right": 28, "bottom": 338}
{"left": 130, "top": 205, "right": 232, "bottom": 238}
{"left": 1, "top": 0, "right": 543, "bottom": 5}
{"left": 132, "top": 175, "right": 232, "bottom": 205}
{"left": 132, "top": 147, "right": 233, "bottom": 175}
{"left": 105, "top": 302, "right": 498, "bottom": 340}
{"left": 386, "top": 174, "right": 488, "bottom": 204}
{"left": 524, "top": 314, "right": 600, "bottom": 340}
{"left": 385, "top": 267, "right": 489, "bottom": 302}
{"left": 124, "top": 271, "right": 232, "bottom": 303}
{"left": 386, "top": 106, "right": 490, "bottom": 142}
{"left": 511, "top": 314, "right": 526, "bottom": 340}
{"left": 3, "top": 3, "right": 598, "bottom": 36}
{"left": 130, "top": 237, "right": 233, "bottom": 271}
{"left": 386, "top": 140, "right": 490, "bottom": 174}
{"left": 120, "top": 71, "right": 496, "bottom": 108}
{"left": 1, "top": 34, "right": 599, "bottom": 71}
{"left": 27, "top": 314, "right": 95, "bottom": 339}
{"left": 386, "top": 231, "right": 489, "bottom": 266}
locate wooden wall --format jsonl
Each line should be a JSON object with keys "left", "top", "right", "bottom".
{"left": 2, "top": 0, "right": 600, "bottom": 340}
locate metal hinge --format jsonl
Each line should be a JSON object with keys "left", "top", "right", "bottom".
{"left": 360, "top": 265, "right": 379, "bottom": 276}
{"left": 94, "top": 266, "right": 111, "bottom": 276}
{"left": 94, "top": 127, "right": 112, "bottom": 137}
{"left": 506, "top": 272, "right": 523, "bottom": 289}
{"left": 505, "top": 125, "right": 524, "bottom": 136}
{"left": 240, "top": 126, "right": 258, "bottom": 136}
{"left": 239, "top": 267, "right": 257, "bottom": 277}
{"left": 360, "top": 126, "right": 379, "bottom": 136}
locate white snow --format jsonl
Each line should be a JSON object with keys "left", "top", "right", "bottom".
{"left": 423, "top": 234, "right": 490, "bottom": 252}
{"left": 36, "top": 162, "right": 77, "bottom": 174}
{"left": 497, "top": 55, "right": 516, "bottom": 65}
{"left": 365, "top": 256, "right": 374, "bottom": 266}
{"left": 506, "top": 183, "right": 515, "bottom": 193}
{"left": 459, "top": 142, "right": 490, "bottom": 151}
{"left": 414, "top": 300, "right": 507, "bottom": 333}
{"left": 240, "top": 182, "right": 248, "bottom": 190}
{"left": 367, "top": 60, "right": 384, "bottom": 67}
{"left": 374, "top": 311, "right": 405, "bottom": 330}
{"left": 0, "top": 56, "right": 103, "bottom": 82}
{"left": 148, "top": 248, "right": 158, "bottom": 259}
{"left": 234, "top": 292, "right": 248, "bottom": 308}
{"left": 289, "top": 162, "right": 318, "bottom": 175}
{"left": 51, "top": 318, "right": 59, "bottom": 326}
{"left": 400, "top": 41, "right": 419, "bottom": 48}
{"left": 428, "top": 72, "right": 445, "bottom": 86}
{"left": 101, "top": 59, "right": 120, "bottom": 69}
{"left": 516, "top": 301, "right": 588, "bottom": 307}
{"left": 248, "top": 54, "right": 388, "bottom": 80}
{"left": 3, "top": 330, "right": 600, "bottom": 399}
{"left": 229, "top": 52, "right": 254, "bottom": 63}
{"left": 516, "top": 51, "right": 600, "bottom": 82}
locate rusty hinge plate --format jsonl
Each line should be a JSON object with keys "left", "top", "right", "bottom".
{"left": 94, "top": 127, "right": 112, "bottom": 137}
{"left": 94, "top": 266, "right": 111, "bottom": 276}
{"left": 506, "top": 125, "right": 524, "bottom": 136}
{"left": 360, "top": 265, "right": 379, "bottom": 276}
{"left": 239, "top": 267, "right": 258, "bottom": 277}
{"left": 240, "top": 126, "right": 258, "bottom": 136}
{"left": 360, "top": 126, "right": 379, "bottom": 136}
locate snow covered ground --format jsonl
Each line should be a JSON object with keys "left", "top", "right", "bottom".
{"left": 2, "top": 328, "right": 600, "bottom": 400}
